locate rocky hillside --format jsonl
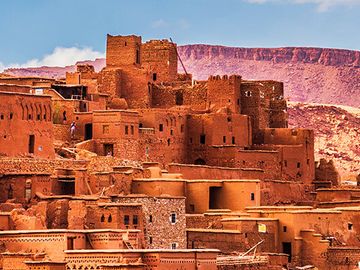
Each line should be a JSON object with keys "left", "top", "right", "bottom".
{"left": 288, "top": 102, "right": 360, "bottom": 180}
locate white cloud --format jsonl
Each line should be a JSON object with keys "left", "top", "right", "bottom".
{"left": 244, "top": 0, "right": 360, "bottom": 11}
{"left": 0, "top": 47, "right": 105, "bottom": 72}
{"left": 151, "top": 19, "right": 169, "bottom": 28}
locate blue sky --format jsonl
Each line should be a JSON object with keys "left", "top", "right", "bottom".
{"left": 0, "top": 0, "right": 359, "bottom": 70}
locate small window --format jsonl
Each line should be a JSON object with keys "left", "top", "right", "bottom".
{"left": 9, "top": 113, "right": 13, "bottom": 120}
{"left": 103, "top": 125, "right": 109, "bottom": 134}
{"left": 0, "top": 114, "right": 4, "bottom": 120}
{"left": 237, "top": 99, "right": 240, "bottom": 105}
{"left": 200, "top": 134, "right": 206, "bottom": 144}
{"left": 149, "top": 237, "right": 153, "bottom": 244}
{"left": 124, "top": 215, "right": 130, "bottom": 225}
{"left": 348, "top": 223, "right": 353, "bottom": 230}
{"left": 133, "top": 215, "right": 138, "bottom": 225}
{"left": 131, "top": 125, "right": 134, "bottom": 135}
{"left": 307, "top": 159, "right": 310, "bottom": 165}
{"left": 297, "top": 162, "right": 301, "bottom": 168}
{"left": 108, "top": 214, "right": 112, "bottom": 223}
{"left": 245, "top": 91, "right": 252, "bottom": 97}
{"left": 149, "top": 215, "right": 153, "bottom": 223}
{"left": 190, "top": 204, "right": 195, "bottom": 212}
{"left": 170, "top": 213, "right": 177, "bottom": 224}
{"left": 139, "top": 123, "right": 143, "bottom": 128}
{"left": 181, "top": 124, "right": 184, "bottom": 133}
{"left": 37, "top": 114, "right": 41, "bottom": 120}
{"left": 171, "top": 243, "right": 177, "bottom": 249}
{"left": 223, "top": 136, "right": 226, "bottom": 144}
{"left": 170, "top": 129, "right": 173, "bottom": 135}
{"left": 167, "top": 138, "right": 171, "bottom": 146}
{"left": 284, "top": 160, "right": 288, "bottom": 167}
{"left": 28, "top": 114, "right": 32, "bottom": 120}
{"left": 101, "top": 214, "right": 105, "bottom": 222}
{"left": 159, "top": 124, "right": 163, "bottom": 132}
{"left": 232, "top": 136, "right": 235, "bottom": 144}
{"left": 189, "top": 137, "right": 193, "bottom": 144}
{"left": 125, "top": 125, "right": 129, "bottom": 135}
{"left": 153, "top": 73, "right": 157, "bottom": 81}
{"left": 251, "top": 193, "right": 255, "bottom": 201}
{"left": 283, "top": 226, "right": 287, "bottom": 232}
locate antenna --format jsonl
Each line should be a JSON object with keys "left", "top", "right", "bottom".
{"left": 169, "top": 37, "right": 188, "bottom": 75}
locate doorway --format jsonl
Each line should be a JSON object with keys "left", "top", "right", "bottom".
{"left": 282, "top": 242, "right": 292, "bottom": 262}
{"left": 209, "top": 186, "right": 222, "bottom": 209}
{"left": 84, "top": 123, "right": 93, "bottom": 140}
{"left": 104, "top": 144, "right": 114, "bottom": 156}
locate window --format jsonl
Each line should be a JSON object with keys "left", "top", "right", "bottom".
{"left": 125, "top": 125, "right": 129, "bottom": 135}
{"left": 348, "top": 223, "right": 353, "bottom": 230}
{"left": 149, "top": 215, "right": 153, "bottom": 223}
{"left": 181, "top": 124, "right": 184, "bottom": 133}
{"left": 297, "top": 162, "right": 301, "bottom": 168}
{"left": 171, "top": 243, "right": 177, "bottom": 249}
{"left": 0, "top": 114, "right": 4, "bottom": 120}
{"left": 152, "top": 73, "right": 157, "bottom": 81}
{"left": 101, "top": 214, "right": 105, "bottom": 222}
{"left": 189, "top": 137, "right": 193, "bottom": 144}
{"left": 139, "top": 123, "right": 143, "bottom": 128}
{"left": 283, "top": 226, "right": 287, "bottom": 232}
{"left": 284, "top": 160, "right": 288, "bottom": 167}
{"left": 103, "top": 125, "right": 109, "bottom": 134}
{"left": 149, "top": 237, "right": 153, "bottom": 244}
{"left": 108, "top": 214, "right": 112, "bottom": 223}
{"left": 28, "top": 135, "right": 35, "bottom": 154}
{"left": 124, "top": 215, "right": 130, "bottom": 225}
{"left": 136, "top": 49, "right": 140, "bottom": 64}
{"left": 190, "top": 204, "right": 195, "bottom": 212}
{"left": 159, "top": 124, "right": 163, "bottom": 132}
{"left": 237, "top": 99, "right": 240, "bottom": 105}
{"left": 133, "top": 215, "right": 138, "bottom": 225}
{"left": 232, "top": 136, "right": 236, "bottom": 144}
{"left": 170, "top": 213, "right": 177, "bottom": 224}
{"left": 170, "top": 129, "right": 173, "bottom": 135}
{"left": 200, "top": 134, "right": 206, "bottom": 144}
{"left": 37, "top": 114, "right": 41, "bottom": 120}
{"left": 223, "top": 136, "right": 226, "bottom": 144}
{"left": 167, "top": 138, "right": 171, "bottom": 146}
{"left": 245, "top": 91, "right": 252, "bottom": 97}
{"left": 131, "top": 125, "right": 134, "bottom": 135}
{"left": 307, "top": 159, "right": 310, "bottom": 165}
{"left": 251, "top": 193, "right": 255, "bottom": 201}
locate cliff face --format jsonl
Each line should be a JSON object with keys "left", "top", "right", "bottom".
{"left": 3, "top": 45, "right": 360, "bottom": 107}
{"left": 177, "top": 45, "right": 360, "bottom": 108}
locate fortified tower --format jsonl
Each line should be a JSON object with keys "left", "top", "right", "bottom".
{"left": 142, "top": 39, "right": 178, "bottom": 83}
{"left": 106, "top": 34, "right": 142, "bottom": 68}
{"left": 207, "top": 75, "right": 242, "bottom": 113}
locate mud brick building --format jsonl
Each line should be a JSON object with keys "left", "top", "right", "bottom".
{"left": 0, "top": 33, "right": 352, "bottom": 270}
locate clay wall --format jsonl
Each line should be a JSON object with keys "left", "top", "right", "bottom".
{"left": 326, "top": 247, "right": 360, "bottom": 270}
{"left": 0, "top": 174, "right": 52, "bottom": 203}
{"left": 65, "top": 250, "right": 218, "bottom": 270}
{"left": 168, "top": 164, "right": 264, "bottom": 181}
{"left": 131, "top": 179, "right": 185, "bottom": 197}
{"left": 142, "top": 39, "right": 178, "bottom": 82}
{"left": 0, "top": 84, "right": 32, "bottom": 93}
{"left": 0, "top": 92, "right": 54, "bottom": 158}
{"left": 92, "top": 110, "right": 140, "bottom": 159}
{"left": 316, "top": 188, "right": 360, "bottom": 202}
{"left": 97, "top": 68, "right": 122, "bottom": 97}
{"left": 185, "top": 180, "right": 260, "bottom": 213}
{"left": 138, "top": 109, "right": 187, "bottom": 166}
{"left": 115, "top": 195, "right": 186, "bottom": 249}
{"left": 186, "top": 214, "right": 224, "bottom": 229}
{"left": 0, "top": 231, "right": 86, "bottom": 261}
{"left": 235, "top": 150, "right": 281, "bottom": 180}
{"left": 106, "top": 35, "right": 142, "bottom": 68}
{"left": 207, "top": 75, "right": 242, "bottom": 113}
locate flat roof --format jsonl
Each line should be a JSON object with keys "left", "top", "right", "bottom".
{"left": 0, "top": 90, "right": 52, "bottom": 98}
{"left": 0, "top": 229, "right": 140, "bottom": 235}
{"left": 221, "top": 217, "right": 279, "bottom": 222}
{"left": 65, "top": 249, "right": 220, "bottom": 254}
{"left": 186, "top": 228, "right": 241, "bottom": 234}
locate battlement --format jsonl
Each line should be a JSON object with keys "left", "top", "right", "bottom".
{"left": 208, "top": 75, "right": 242, "bottom": 81}
{"left": 76, "top": 64, "right": 95, "bottom": 73}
